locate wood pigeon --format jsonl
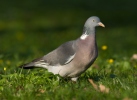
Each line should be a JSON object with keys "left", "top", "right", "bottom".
{"left": 19, "top": 16, "right": 105, "bottom": 81}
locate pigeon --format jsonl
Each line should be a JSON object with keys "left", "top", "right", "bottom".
{"left": 19, "top": 16, "right": 105, "bottom": 81}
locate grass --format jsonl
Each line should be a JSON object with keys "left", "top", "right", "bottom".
{"left": 0, "top": 0, "right": 137, "bottom": 100}
{"left": 0, "top": 57, "right": 137, "bottom": 100}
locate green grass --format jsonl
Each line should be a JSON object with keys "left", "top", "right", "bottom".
{"left": 0, "top": 0, "right": 137, "bottom": 100}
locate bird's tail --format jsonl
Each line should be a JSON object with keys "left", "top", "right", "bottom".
{"left": 19, "top": 57, "right": 41, "bottom": 69}
{"left": 19, "top": 57, "right": 48, "bottom": 69}
{"left": 19, "top": 62, "right": 35, "bottom": 69}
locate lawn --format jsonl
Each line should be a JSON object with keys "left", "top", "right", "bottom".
{"left": 0, "top": 0, "right": 137, "bottom": 100}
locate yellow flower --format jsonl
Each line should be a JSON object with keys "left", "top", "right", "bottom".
{"left": 101, "top": 45, "right": 107, "bottom": 50}
{"left": 4, "top": 67, "right": 6, "bottom": 71}
{"left": 108, "top": 59, "right": 114, "bottom": 64}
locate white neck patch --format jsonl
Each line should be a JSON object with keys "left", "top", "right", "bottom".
{"left": 80, "top": 31, "right": 89, "bottom": 40}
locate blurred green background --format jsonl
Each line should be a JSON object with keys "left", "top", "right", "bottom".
{"left": 0, "top": 0, "right": 137, "bottom": 64}
{"left": 0, "top": 1, "right": 137, "bottom": 99}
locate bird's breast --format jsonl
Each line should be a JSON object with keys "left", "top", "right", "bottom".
{"left": 59, "top": 35, "right": 98, "bottom": 77}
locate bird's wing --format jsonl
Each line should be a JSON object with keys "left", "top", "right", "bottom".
{"left": 34, "top": 40, "right": 76, "bottom": 66}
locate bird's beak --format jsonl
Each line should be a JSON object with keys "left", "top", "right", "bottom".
{"left": 98, "top": 22, "right": 105, "bottom": 27}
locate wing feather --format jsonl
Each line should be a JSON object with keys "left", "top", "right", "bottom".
{"left": 38, "top": 40, "right": 76, "bottom": 66}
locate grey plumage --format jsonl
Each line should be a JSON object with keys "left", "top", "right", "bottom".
{"left": 19, "top": 16, "right": 105, "bottom": 81}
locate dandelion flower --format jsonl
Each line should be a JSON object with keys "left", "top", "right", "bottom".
{"left": 108, "top": 59, "right": 114, "bottom": 64}
{"left": 4, "top": 67, "right": 6, "bottom": 71}
{"left": 101, "top": 45, "right": 107, "bottom": 50}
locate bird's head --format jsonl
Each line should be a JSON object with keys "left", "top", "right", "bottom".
{"left": 84, "top": 16, "right": 105, "bottom": 28}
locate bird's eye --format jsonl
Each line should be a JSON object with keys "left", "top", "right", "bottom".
{"left": 92, "top": 19, "right": 95, "bottom": 22}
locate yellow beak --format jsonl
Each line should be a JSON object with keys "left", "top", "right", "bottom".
{"left": 98, "top": 22, "right": 105, "bottom": 27}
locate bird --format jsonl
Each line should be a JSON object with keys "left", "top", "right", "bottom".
{"left": 19, "top": 16, "right": 105, "bottom": 81}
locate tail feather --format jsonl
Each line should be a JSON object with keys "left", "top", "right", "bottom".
{"left": 19, "top": 57, "right": 44, "bottom": 69}
{"left": 19, "top": 56, "right": 49, "bottom": 69}
{"left": 19, "top": 62, "right": 35, "bottom": 69}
